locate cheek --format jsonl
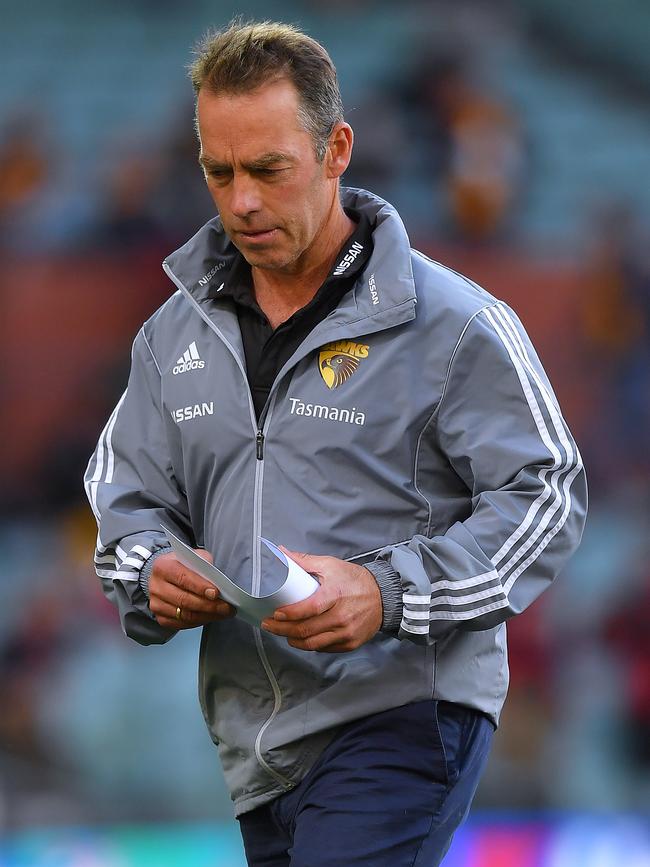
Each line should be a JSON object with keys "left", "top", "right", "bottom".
{"left": 283, "top": 186, "right": 323, "bottom": 234}
{"left": 205, "top": 183, "right": 225, "bottom": 212}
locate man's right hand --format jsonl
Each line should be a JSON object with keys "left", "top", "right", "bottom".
{"left": 147, "top": 550, "right": 236, "bottom": 630}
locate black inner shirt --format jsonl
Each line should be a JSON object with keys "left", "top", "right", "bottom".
{"left": 211, "top": 209, "right": 374, "bottom": 421}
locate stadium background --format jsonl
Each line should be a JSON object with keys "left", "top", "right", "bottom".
{"left": 1, "top": 0, "right": 649, "bottom": 864}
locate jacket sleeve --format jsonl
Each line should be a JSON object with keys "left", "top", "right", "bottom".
{"left": 368, "top": 301, "right": 587, "bottom": 643}
{"left": 84, "top": 326, "right": 192, "bottom": 645}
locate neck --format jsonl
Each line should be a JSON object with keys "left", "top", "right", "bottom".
{"left": 251, "top": 193, "right": 355, "bottom": 329}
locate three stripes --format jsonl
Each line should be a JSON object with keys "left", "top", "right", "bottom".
{"left": 85, "top": 388, "right": 150, "bottom": 584}
{"left": 177, "top": 341, "right": 201, "bottom": 365}
{"left": 402, "top": 302, "right": 583, "bottom": 635}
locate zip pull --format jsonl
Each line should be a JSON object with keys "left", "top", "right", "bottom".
{"left": 256, "top": 430, "right": 265, "bottom": 460}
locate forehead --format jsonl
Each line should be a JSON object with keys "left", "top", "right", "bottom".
{"left": 196, "top": 78, "right": 312, "bottom": 160}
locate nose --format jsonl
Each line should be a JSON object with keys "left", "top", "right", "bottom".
{"left": 229, "top": 172, "right": 262, "bottom": 219}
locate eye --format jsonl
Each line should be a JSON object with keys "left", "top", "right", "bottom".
{"left": 205, "top": 168, "right": 232, "bottom": 183}
{"left": 256, "top": 167, "right": 288, "bottom": 178}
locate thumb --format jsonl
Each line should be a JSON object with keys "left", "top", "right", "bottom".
{"left": 280, "top": 547, "right": 319, "bottom": 574}
{"left": 194, "top": 548, "right": 214, "bottom": 564}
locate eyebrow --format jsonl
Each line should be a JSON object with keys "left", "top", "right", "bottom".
{"left": 198, "top": 152, "right": 295, "bottom": 171}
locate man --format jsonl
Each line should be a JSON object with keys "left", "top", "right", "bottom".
{"left": 85, "top": 21, "right": 587, "bottom": 866}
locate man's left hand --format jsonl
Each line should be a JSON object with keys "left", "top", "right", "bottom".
{"left": 261, "top": 550, "right": 382, "bottom": 653}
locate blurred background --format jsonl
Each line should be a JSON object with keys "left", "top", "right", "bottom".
{"left": 1, "top": 0, "right": 649, "bottom": 864}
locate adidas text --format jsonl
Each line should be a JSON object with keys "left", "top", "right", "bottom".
{"left": 173, "top": 341, "right": 205, "bottom": 375}
{"left": 173, "top": 359, "right": 205, "bottom": 375}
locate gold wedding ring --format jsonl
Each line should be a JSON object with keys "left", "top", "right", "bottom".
{"left": 175, "top": 606, "right": 182, "bottom": 621}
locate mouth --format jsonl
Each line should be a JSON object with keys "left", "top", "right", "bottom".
{"left": 236, "top": 228, "right": 279, "bottom": 244}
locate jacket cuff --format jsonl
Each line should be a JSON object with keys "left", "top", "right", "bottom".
{"left": 138, "top": 547, "right": 172, "bottom": 599}
{"left": 365, "top": 560, "right": 403, "bottom": 633}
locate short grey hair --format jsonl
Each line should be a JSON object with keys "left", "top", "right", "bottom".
{"left": 189, "top": 20, "right": 344, "bottom": 161}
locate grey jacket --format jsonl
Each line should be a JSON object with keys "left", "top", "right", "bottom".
{"left": 84, "top": 187, "right": 587, "bottom": 815}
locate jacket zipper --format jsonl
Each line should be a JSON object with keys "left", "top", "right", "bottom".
{"left": 161, "top": 270, "right": 294, "bottom": 789}
{"left": 250, "top": 391, "right": 293, "bottom": 790}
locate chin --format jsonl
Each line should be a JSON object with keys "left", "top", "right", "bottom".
{"left": 242, "top": 250, "right": 295, "bottom": 272}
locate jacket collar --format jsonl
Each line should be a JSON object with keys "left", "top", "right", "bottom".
{"left": 162, "top": 187, "right": 417, "bottom": 332}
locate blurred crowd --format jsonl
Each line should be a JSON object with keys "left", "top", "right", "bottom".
{"left": 1, "top": 0, "right": 649, "bottom": 830}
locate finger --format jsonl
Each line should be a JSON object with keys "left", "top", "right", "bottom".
{"left": 152, "top": 598, "right": 235, "bottom": 627}
{"left": 152, "top": 580, "right": 233, "bottom": 617}
{"left": 188, "top": 549, "right": 217, "bottom": 596}
{"left": 261, "top": 608, "right": 340, "bottom": 639}
{"left": 287, "top": 630, "right": 350, "bottom": 652}
{"left": 186, "top": 548, "right": 219, "bottom": 599}
{"left": 280, "top": 548, "right": 325, "bottom": 573}
{"left": 261, "top": 614, "right": 355, "bottom": 650}
{"left": 194, "top": 549, "right": 214, "bottom": 564}
{"left": 152, "top": 571, "right": 222, "bottom": 607}
{"left": 165, "top": 581, "right": 221, "bottom": 611}
{"left": 272, "top": 582, "right": 340, "bottom": 622}
{"left": 149, "top": 584, "right": 235, "bottom": 620}
{"left": 152, "top": 555, "right": 217, "bottom": 598}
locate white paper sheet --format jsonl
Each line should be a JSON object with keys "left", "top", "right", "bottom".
{"left": 162, "top": 527, "right": 320, "bottom": 626}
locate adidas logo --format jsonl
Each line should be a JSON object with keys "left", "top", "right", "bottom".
{"left": 172, "top": 341, "right": 205, "bottom": 375}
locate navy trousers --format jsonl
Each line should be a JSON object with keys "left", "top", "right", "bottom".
{"left": 238, "top": 699, "right": 494, "bottom": 867}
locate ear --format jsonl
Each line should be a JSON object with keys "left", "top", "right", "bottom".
{"left": 325, "top": 122, "right": 353, "bottom": 179}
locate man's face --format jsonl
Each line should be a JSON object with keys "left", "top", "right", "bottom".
{"left": 196, "top": 78, "right": 337, "bottom": 274}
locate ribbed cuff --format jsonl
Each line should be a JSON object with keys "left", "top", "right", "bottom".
{"left": 138, "top": 547, "right": 172, "bottom": 599}
{"left": 365, "top": 560, "right": 403, "bottom": 633}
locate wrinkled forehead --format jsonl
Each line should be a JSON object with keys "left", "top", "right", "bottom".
{"left": 196, "top": 76, "right": 302, "bottom": 127}
{"left": 195, "top": 80, "right": 314, "bottom": 161}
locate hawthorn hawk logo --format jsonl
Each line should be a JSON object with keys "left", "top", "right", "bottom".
{"left": 318, "top": 340, "right": 369, "bottom": 389}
